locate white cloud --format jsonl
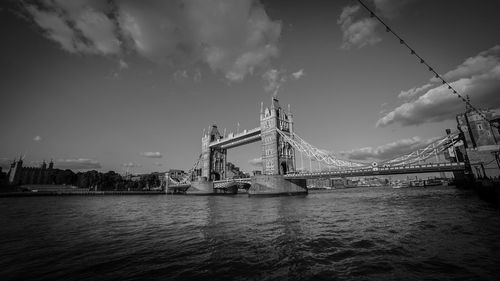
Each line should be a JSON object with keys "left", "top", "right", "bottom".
{"left": 337, "top": 1, "right": 414, "bottom": 50}
{"left": 262, "top": 68, "right": 305, "bottom": 95}
{"left": 140, "top": 152, "right": 162, "bottom": 158}
{"left": 33, "top": 135, "right": 42, "bottom": 142}
{"left": 119, "top": 59, "right": 128, "bottom": 69}
{"left": 291, "top": 69, "right": 305, "bottom": 79}
{"left": 433, "top": 45, "right": 500, "bottom": 82}
{"left": 398, "top": 83, "right": 433, "bottom": 100}
{"left": 25, "top": 0, "right": 281, "bottom": 82}
{"left": 55, "top": 158, "right": 101, "bottom": 170}
{"left": 340, "top": 136, "right": 437, "bottom": 161}
{"left": 262, "top": 68, "right": 286, "bottom": 95}
{"left": 122, "top": 162, "right": 141, "bottom": 168}
{"left": 248, "top": 157, "right": 262, "bottom": 168}
{"left": 337, "top": 5, "right": 381, "bottom": 50}
{"left": 173, "top": 70, "right": 189, "bottom": 81}
{"left": 26, "top": 6, "right": 81, "bottom": 53}
{"left": 378, "top": 46, "right": 500, "bottom": 127}
{"left": 193, "top": 68, "right": 202, "bottom": 83}
{"left": 373, "top": 0, "right": 415, "bottom": 18}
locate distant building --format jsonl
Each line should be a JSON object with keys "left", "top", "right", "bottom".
{"left": 455, "top": 104, "right": 500, "bottom": 178}
{"left": 168, "top": 169, "right": 187, "bottom": 181}
{"left": 226, "top": 162, "right": 248, "bottom": 179}
{"left": 7, "top": 158, "right": 64, "bottom": 186}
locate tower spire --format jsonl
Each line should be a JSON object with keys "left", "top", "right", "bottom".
{"left": 466, "top": 95, "right": 471, "bottom": 112}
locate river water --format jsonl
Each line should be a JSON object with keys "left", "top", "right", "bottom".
{"left": 1, "top": 186, "right": 500, "bottom": 280}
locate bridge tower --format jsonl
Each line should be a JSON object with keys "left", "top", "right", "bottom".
{"left": 201, "top": 125, "right": 227, "bottom": 181}
{"left": 260, "top": 96, "right": 296, "bottom": 175}
{"left": 250, "top": 96, "right": 306, "bottom": 196}
{"left": 191, "top": 125, "right": 226, "bottom": 194}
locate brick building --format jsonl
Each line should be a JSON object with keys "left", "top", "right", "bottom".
{"left": 456, "top": 104, "right": 500, "bottom": 178}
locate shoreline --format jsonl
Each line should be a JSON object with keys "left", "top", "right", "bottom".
{"left": 0, "top": 190, "right": 166, "bottom": 197}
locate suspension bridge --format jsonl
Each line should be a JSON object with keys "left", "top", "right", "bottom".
{"left": 166, "top": 0, "right": 486, "bottom": 196}
{"left": 167, "top": 96, "right": 468, "bottom": 196}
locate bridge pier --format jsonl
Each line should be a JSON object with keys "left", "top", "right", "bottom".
{"left": 187, "top": 177, "right": 214, "bottom": 195}
{"left": 248, "top": 175, "right": 307, "bottom": 197}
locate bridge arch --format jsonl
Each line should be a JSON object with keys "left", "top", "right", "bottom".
{"left": 280, "top": 161, "right": 288, "bottom": 175}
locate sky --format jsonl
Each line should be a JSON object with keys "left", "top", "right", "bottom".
{"left": 1, "top": 0, "right": 499, "bottom": 174}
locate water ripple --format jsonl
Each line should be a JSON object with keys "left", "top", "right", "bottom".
{"left": 1, "top": 186, "right": 500, "bottom": 280}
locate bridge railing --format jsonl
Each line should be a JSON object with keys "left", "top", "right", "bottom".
{"left": 284, "top": 162, "right": 465, "bottom": 178}
{"left": 276, "top": 128, "right": 463, "bottom": 173}
{"left": 213, "top": 178, "right": 252, "bottom": 183}
{"left": 211, "top": 127, "right": 261, "bottom": 144}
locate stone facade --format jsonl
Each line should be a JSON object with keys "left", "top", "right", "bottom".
{"left": 456, "top": 107, "right": 500, "bottom": 178}
{"left": 456, "top": 108, "right": 500, "bottom": 148}
{"left": 260, "top": 97, "right": 295, "bottom": 175}
{"left": 7, "top": 158, "right": 58, "bottom": 186}
{"left": 249, "top": 174, "right": 307, "bottom": 196}
{"left": 201, "top": 125, "right": 226, "bottom": 180}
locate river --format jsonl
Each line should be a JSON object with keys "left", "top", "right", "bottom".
{"left": 1, "top": 185, "right": 499, "bottom": 280}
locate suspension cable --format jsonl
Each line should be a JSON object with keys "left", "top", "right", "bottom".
{"left": 356, "top": 0, "right": 497, "bottom": 128}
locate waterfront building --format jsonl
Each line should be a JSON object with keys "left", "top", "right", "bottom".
{"left": 7, "top": 158, "right": 60, "bottom": 186}
{"left": 455, "top": 103, "right": 500, "bottom": 178}
{"left": 168, "top": 169, "right": 187, "bottom": 181}
{"left": 225, "top": 162, "right": 249, "bottom": 179}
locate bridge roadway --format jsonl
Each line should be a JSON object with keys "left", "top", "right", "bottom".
{"left": 209, "top": 127, "right": 261, "bottom": 149}
{"left": 212, "top": 162, "right": 465, "bottom": 187}
{"left": 284, "top": 162, "right": 466, "bottom": 179}
{"left": 213, "top": 178, "right": 252, "bottom": 189}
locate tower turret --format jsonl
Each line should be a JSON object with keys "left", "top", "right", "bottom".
{"left": 8, "top": 157, "right": 23, "bottom": 185}
{"left": 260, "top": 97, "right": 295, "bottom": 175}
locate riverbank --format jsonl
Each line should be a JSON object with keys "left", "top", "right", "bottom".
{"left": 0, "top": 190, "right": 165, "bottom": 197}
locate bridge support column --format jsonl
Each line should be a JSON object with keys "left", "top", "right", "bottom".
{"left": 249, "top": 175, "right": 307, "bottom": 197}
{"left": 187, "top": 177, "right": 214, "bottom": 195}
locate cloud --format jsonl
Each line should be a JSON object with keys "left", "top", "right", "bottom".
{"left": 262, "top": 69, "right": 286, "bottom": 95}
{"left": 378, "top": 46, "right": 500, "bottom": 127}
{"left": 24, "top": 0, "right": 281, "bottom": 82}
{"left": 291, "top": 69, "right": 305, "bottom": 79}
{"left": 55, "top": 158, "right": 102, "bottom": 170}
{"left": 248, "top": 157, "right": 262, "bottom": 168}
{"left": 337, "top": 1, "right": 414, "bottom": 50}
{"left": 140, "top": 152, "right": 162, "bottom": 158}
{"left": 338, "top": 5, "right": 381, "bottom": 50}
{"left": 122, "top": 162, "right": 141, "bottom": 168}
{"left": 173, "top": 70, "right": 189, "bottom": 81}
{"left": 433, "top": 45, "right": 500, "bottom": 82}
{"left": 193, "top": 68, "right": 202, "bottom": 83}
{"left": 398, "top": 83, "right": 433, "bottom": 100}
{"left": 33, "top": 135, "right": 42, "bottom": 142}
{"left": 340, "top": 136, "right": 437, "bottom": 161}
{"left": 262, "top": 68, "right": 305, "bottom": 95}
{"left": 25, "top": 1, "right": 120, "bottom": 55}
{"left": 373, "top": 0, "right": 415, "bottom": 19}
{"left": 118, "top": 59, "right": 128, "bottom": 69}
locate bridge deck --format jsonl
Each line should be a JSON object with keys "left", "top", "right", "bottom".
{"left": 213, "top": 178, "right": 252, "bottom": 189}
{"left": 284, "top": 162, "right": 466, "bottom": 179}
{"left": 209, "top": 128, "right": 261, "bottom": 149}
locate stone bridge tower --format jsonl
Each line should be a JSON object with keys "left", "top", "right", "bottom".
{"left": 201, "top": 125, "right": 226, "bottom": 181}
{"left": 260, "top": 96, "right": 296, "bottom": 175}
